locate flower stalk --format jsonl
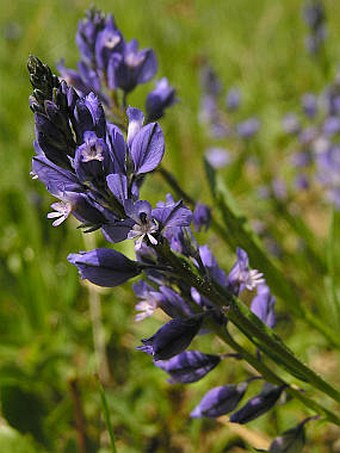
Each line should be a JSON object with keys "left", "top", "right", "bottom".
{"left": 157, "top": 164, "right": 340, "bottom": 349}
{"left": 154, "top": 241, "right": 340, "bottom": 411}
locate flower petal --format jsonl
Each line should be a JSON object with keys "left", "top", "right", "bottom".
{"left": 155, "top": 350, "right": 221, "bottom": 384}
{"left": 130, "top": 122, "right": 165, "bottom": 175}
{"left": 230, "top": 383, "right": 286, "bottom": 424}
{"left": 190, "top": 382, "right": 248, "bottom": 418}
{"left": 68, "top": 248, "right": 140, "bottom": 287}
{"left": 139, "top": 315, "right": 203, "bottom": 361}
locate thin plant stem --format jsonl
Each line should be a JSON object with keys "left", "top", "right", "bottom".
{"left": 98, "top": 379, "right": 118, "bottom": 453}
{"left": 326, "top": 207, "right": 340, "bottom": 327}
{"left": 69, "top": 378, "right": 87, "bottom": 453}
{"left": 214, "top": 327, "right": 340, "bottom": 425}
{"left": 83, "top": 234, "right": 111, "bottom": 384}
{"left": 154, "top": 241, "right": 340, "bottom": 411}
{"left": 157, "top": 165, "right": 340, "bottom": 348}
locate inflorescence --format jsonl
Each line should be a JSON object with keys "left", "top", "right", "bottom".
{"left": 282, "top": 69, "right": 340, "bottom": 210}
{"left": 27, "top": 7, "right": 330, "bottom": 448}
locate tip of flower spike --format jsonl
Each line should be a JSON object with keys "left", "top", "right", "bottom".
{"left": 27, "top": 55, "right": 60, "bottom": 109}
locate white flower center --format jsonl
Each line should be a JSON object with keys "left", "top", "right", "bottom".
{"left": 81, "top": 141, "right": 104, "bottom": 162}
{"left": 105, "top": 34, "right": 120, "bottom": 49}
{"left": 47, "top": 201, "right": 72, "bottom": 226}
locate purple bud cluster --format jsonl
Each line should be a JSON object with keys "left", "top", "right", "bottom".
{"left": 302, "top": 1, "right": 327, "bottom": 55}
{"left": 133, "top": 242, "right": 279, "bottom": 422}
{"left": 199, "top": 64, "right": 260, "bottom": 148}
{"left": 58, "top": 8, "right": 176, "bottom": 121}
{"left": 28, "top": 8, "right": 288, "bottom": 432}
{"left": 282, "top": 69, "right": 340, "bottom": 209}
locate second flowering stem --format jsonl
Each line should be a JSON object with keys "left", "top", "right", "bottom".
{"left": 154, "top": 241, "right": 340, "bottom": 412}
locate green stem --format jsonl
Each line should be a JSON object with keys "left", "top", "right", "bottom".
{"left": 83, "top": 234, "right": 111, "bottom": 384}
{"left": 157, "top": 166, "right": 340, "bottom": 348}
{"left": 326, "top": 208, "right": 340, "bottom": 327}
{"left": 222, "top": 333, "right": 338, "bottom": 422}
{"left": 214, "top": 193, "right": 340, "bottom": 347}
{"left": 225, "top": 298, "right": 340, "bottom": 402}
{"left": 155, "top": 242, "right": 340, "bottom": 406}
{"left": 98, "top": 380, "right": 118, "bottom": 453}
{"left": 215, "top": 328, "right": 340, "bottom": 425}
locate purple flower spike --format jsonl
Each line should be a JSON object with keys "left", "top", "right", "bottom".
{"left": 138, "top": 315, "right": 203, "bottom": 361}
{"left": 303, "top": 1, "right": 327, "bottom": 54}
{"left": 190, "top": 382, "right": 248, "bottom": 418}
{"left": 200, "top": 65, "right": 221, "bottom": 97}
{"left": 129, "top": 122, "right": 165, "bottom": 175}
{"left": 146, "top": 77, "right": 177, "bottom": 122}
{"left": 251, "top": 284, "right": 276, "bottom": 328}
{"left": 68, "top": 248, "right": 140, "bottom": 287}
{"left": 193, "top": 203, "right": 212, "bottom": 232}
{"left": 230, "top": 383, "right": 286, "bottom": 424}
{"left": 76, "top": 9, "right": 107, "bottom": 64}
{"left": 155, "top": 350, "right": 221, "bottom": 384}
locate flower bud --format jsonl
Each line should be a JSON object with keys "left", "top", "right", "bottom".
{"left": 155, "top": 350, "right": 221, "bottom": 384}
{"left": 230, "top": 383, "right": 286, "bottom": 424}
{"left": 138, "top": 315, "right": 203, "bottom": 361}
{"left": 190, "top": 382, "right": 248, "bottom": 418}
{"left": 68, "top": 248, "right": 140, "bottom": 287}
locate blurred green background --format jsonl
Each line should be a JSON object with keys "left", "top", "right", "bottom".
{"left": 0, "top": 0, "right": 340, "bottom": 451}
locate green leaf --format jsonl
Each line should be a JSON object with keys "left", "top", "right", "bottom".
{"left": 205, "top": 167, "right": 340, "bottom": 348}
